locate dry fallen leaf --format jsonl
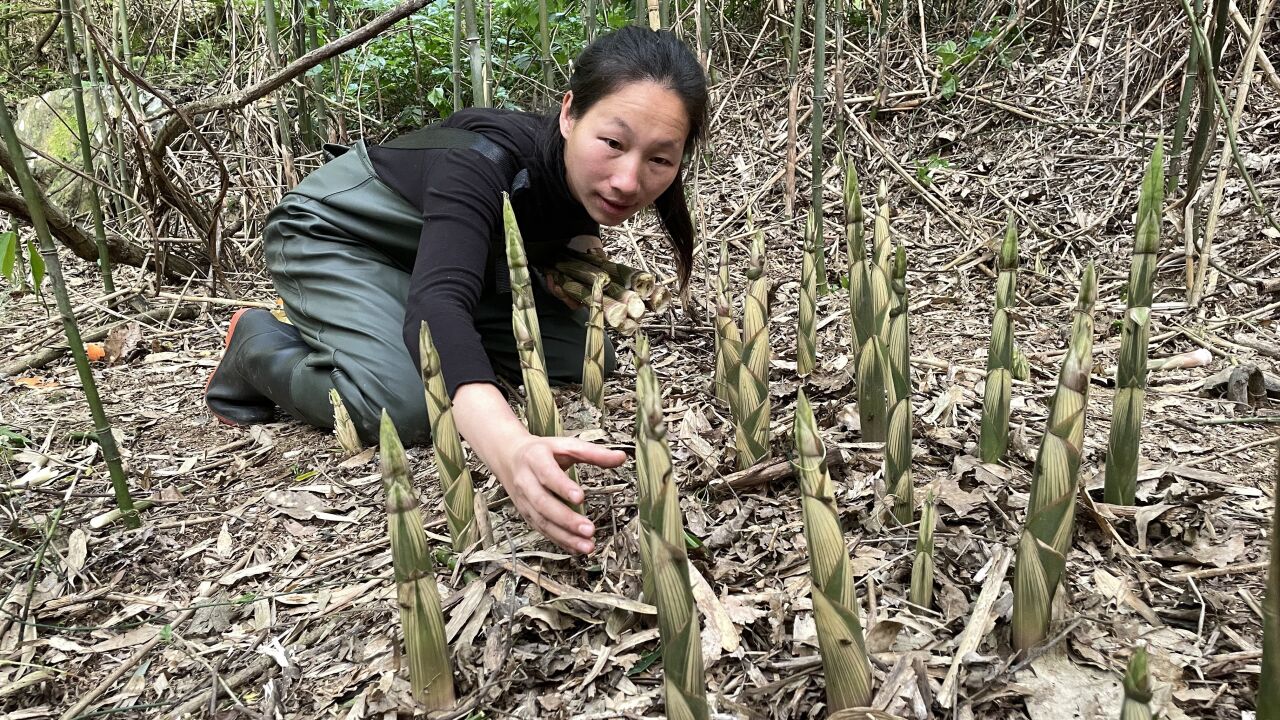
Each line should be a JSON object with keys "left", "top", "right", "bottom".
{"left": 104, "top": 322, "right": 145, "bottom": 365}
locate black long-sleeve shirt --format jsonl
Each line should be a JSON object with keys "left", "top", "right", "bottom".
{"left": 366, "top": 109, "right": 598, "bottom": 399}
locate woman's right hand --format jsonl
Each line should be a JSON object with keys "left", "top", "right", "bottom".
{"left": 495, "top": 435, "right": 626, "bottom": 554}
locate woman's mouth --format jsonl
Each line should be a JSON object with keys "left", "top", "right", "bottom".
{"left": 598, "top": 195, "right": 633, "bottom": 218}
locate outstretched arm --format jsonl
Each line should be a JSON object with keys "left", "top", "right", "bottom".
{"left": 451, "top": 381, "right": 625, "bottom": 554}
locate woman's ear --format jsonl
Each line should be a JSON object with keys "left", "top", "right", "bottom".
{"left": 558, "top": 91, "right": 575, "bottom": 139}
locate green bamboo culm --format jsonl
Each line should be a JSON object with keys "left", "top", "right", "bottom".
{"left": 582, "top": 274, "right": 607, "bottom": 413}
{"left": 1012, "top": 262, "right": 1097, "bottom": 652}
{"left": 910, "top": 492, "right": 936, "bottom": 609}
{"left": 1168, "top": 0, "right": 1201, "bottom": 193}
{"left": 59, "top": 0, "right": 114, "bottom": 296}
{"left": 484, "top": 0, "right": 494, "bottom": 106}
{"left": 462, "top": 0, "right": 486, "bottom": 107}
{"left": 379, "top": 411, "right": 456, "bottom": 710}
{"left": 883, "top": 243, "right": 913, "bottom": 524}
{"left": 810, "top": 0, "right": 829, "bottom": 294}
{"left": 798, "top": 207, "right": 818, "bottom": 377}
{"left": 420, "top": 321, "right": 480, "bottom": 552}
{"left": 503, "top": 193, "right": 583, "bottom": 513}
{"left": 633, "top": 334, "right": 711, "bottom": 720}
{"left": 290, "top": 0, "right": 314, "bottom": 146}
{"left": 537, "top": 0, "right": 552, "bottom": 105}
{"left": 0, "top": 94, "right": 139, "bottom": 529}
{"left": 451, "top": 0, "right": 463, "bottom": 111}
{"left": 1258, "top": 436, "right": 1280, "bottom": 719}
{"left": 1104, "top": 139, "right": 1165, "bottom": 506}
{"left": 1119, "top": 646, "right": 1153, "bottom": 720}
{"left": 262, "top": 0, "right": 297, "bottom": 180}
{"left": 714, "top": 234, "right": 742, "bottom": 410}
{"left": 793, "top": 390, "right": 874, "bottom": 710}
{"left": 979, "top": 213, "right": 1020, "bottom": 464}
{"left": 735, "top": 229, "right": 772, "bottom": 469}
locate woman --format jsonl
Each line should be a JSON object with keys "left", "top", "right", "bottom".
{"left": 205, "top": 26, "right": 708, "bottom": 555}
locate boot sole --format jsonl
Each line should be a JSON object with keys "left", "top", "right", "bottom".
{"left": 205, "top": 308, "right": 272, "bottom": 426}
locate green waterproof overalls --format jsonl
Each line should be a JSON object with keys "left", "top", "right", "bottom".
{"left": 262, "top": 129, "right": 615, "bottom": 445}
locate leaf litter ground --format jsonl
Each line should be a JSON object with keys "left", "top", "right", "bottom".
{"left": 3, "top": 17, "right": 1280, "bottom": 720}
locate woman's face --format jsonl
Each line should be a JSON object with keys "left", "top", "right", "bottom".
{"left": 559, "top": 80, "right": 690, "bottom": 227}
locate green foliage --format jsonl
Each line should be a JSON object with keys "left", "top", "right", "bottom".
{"left": 140, "top": 38, "right": 228, "bottom": 86}
{"left": 325, "top": 0, "right": 635, "bottom": 131}
{"left": 933, "top": 23, "right": 1012, "bottom": 99}
{"left": 0, "top": 230, "right": 44, "bottom": 297}
{"left": 915, "top": 154, "right": 950, "bottom": 186}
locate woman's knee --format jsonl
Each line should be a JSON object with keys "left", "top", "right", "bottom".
{"left": 336, "top": 375, "right": 431, "bottom": 446}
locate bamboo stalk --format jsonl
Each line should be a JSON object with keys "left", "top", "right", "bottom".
{"left": 1191, "top": 0, "right": 1274, "bottom": 307}
{"left": 736, "top": 229, "right": 772, "bottom": 469}
{"left": 451, "top": 0, "right": 462, "bottom": 111}
{"left": 1183, "top": 0, "right": 1230, "bottom": 202}
{"left": 811, "top": 0, "right": 829, "bottom": 294}
{"left": 979, "top": 214, "right": 1019, "bottom": 464}
{"left": 0, "top": 92, "right": 138, "bottom": 529}
{"left": 462, "top": 0, "right": 485, "bottom": 107}
{"left": 482, "top": 0, "right": 492, "bottom": 106}
{"left": 1260, "top": 436, "right": 1280, "bottom": 719}
{"left": 380, "top": 411, "right": 456, "bottom": 709}
{"left": 832, "top": 0, "right": 845, "bottom": 148}
{"left": 799, "top": 207, "right": 818, "bottom": 377}
{"left": 793, "top": 389, "right": 874, "bottom": 710}
{"left": 59, "top": 0, "right": 114, "bottom": 296}
{"left": 504, "top": 193, "right": 582, "bottom": 513}
{"left": 1012, "top": 262, "right": 1097, "bottom": 652}
{"left": 538, "top": 0, "right": 552, "bottom": 105}
{"left": 582, "top": 275, "right": 606, "bottom": 413}
{"left": 784, "top": 0, "right": 804, "bottom": 216}
{"left": 262, "top": 0, "right": 297, "bottom": 186}
{"left": 290, "top": 0, "right": 314, "bottom": 146}
{"left": 1105, "top": 139, "right": 1164, "bottom": 505}
{"left": 1168, "top": 0, "right": 1202, "bottom": 194}
{"left": 633, "top": 333, "right": 710, "bottom": 720}
{"left": 420, "top": 321, "right": 480, "bottom": 552}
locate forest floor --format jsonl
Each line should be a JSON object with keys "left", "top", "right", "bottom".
{"left": 3, "top": 13, "right": 1280, "bottom": 720}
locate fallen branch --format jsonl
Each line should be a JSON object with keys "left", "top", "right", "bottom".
{"left": 938, "top": 545, "right": 1012, "bottom": 708}
{"left": 151, "top": 0, "right": 437, "bottom": 157}
{"left": 0, "top": 143, "right": 198, "bottom": 279}
{"left": 704, "top": 446, "right": 845, "bottom": 495}
{"left": 0, "top": 305, "right": 199, "bottom": 377}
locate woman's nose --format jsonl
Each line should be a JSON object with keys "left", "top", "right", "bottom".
{"left": 609, "top": 157, "right": 641, "bottom": 197}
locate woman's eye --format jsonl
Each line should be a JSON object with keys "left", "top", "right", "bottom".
{"left": 602, "top": 138, "right": 622, "bottom": 150}
{"left": 651, "top": 157, "right": 673, "bottom": 167}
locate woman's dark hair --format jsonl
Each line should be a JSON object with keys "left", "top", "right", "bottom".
{"left": 564, "top": 26, "right": 709, "bottom": 290}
